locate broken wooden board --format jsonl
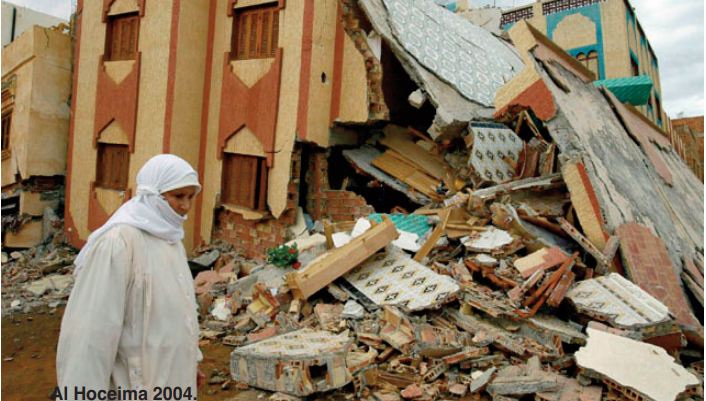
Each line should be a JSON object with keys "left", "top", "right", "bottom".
{"left": 287, "top": 218, "right": 399, "bottom": 300}
{"left": 575, "top": 328, "right": 699, "bottom": 401}
{"left": 343, "top": 247, "right": 459, "bottom": 312}
{"left": 380, "top": 125, "right": 447, "bottom": 180}
{"left": 414, "top": 208, "right": 450, "bottom": 262}
{"left": 372, "top": 150, "right": 442, "bottom": 200}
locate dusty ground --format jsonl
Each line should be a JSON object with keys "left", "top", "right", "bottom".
{"left": 1, "top": 307, "right": 242, "bottom": 401}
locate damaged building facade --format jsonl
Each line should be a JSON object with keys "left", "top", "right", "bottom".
{"left": 66, "top": 0, "right": 388, "bottom": 257}
{"left": 2, "top": 25, "right": 71, "bottom": 248}
{"left": 500, "top": 0, "right": 667, "bottom": 129}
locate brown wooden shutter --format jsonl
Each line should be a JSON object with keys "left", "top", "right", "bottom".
{"left": 106, "top": 13, "right": 138, "bottom": 61}
{"left": 1, "top": 113, "right": 11, "bottom": 151}
{"left": 222, "top": 154, "right": 269, "bottom": 210}
{"left": 232, "top": 4, "right": 279, "bottom": 60}
{"left": 97, "top": 143, "right": 129, "bottom": 190}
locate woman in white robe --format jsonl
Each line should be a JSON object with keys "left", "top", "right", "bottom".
{"left": 57, "top": 154, "right": 204, "bottom": 400}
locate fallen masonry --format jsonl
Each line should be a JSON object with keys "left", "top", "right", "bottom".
{"left": 4, "top": 0, "right": 704, "bottom": 400}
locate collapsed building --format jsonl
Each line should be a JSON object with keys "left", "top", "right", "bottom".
{"left": 56, "top": 0, "right": 704, "bottom": 398}
{"left": 1, "top": 25, "right": 71, "bottom": 249}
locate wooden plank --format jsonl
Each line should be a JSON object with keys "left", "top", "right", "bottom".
{"left": 414, "top": 208, "right": 451, "bottom": 262}
{"left": 323, "top": 219, "right": 334, "bottom": 250}
{"left": 372, "top": 150, "right": 441, "bottom": 199}
{"left": 286, "top": 217, "right": 399, "bottom": 300}
{"left": 380, "top": 126, "right": 447, "bottom": 180}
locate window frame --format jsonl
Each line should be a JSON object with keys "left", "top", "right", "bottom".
{"left": 96, "top": 142, "right": 130, "bottom": 190}
{"left": 104, "top": 12, "right": 140, "bottom": 61}
{"left": 221, "top": 153, "right": 269, "bottom": 211}
{"left": 230, "top": 3, "right": 280, "bottom": 61}
{"left": 1, "top": 111, "right": 11, "bottom": 153}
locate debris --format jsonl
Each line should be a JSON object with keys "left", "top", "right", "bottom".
{"left": 342, "top": 300, "right": 365, "bottom": 320}
{"left": 513, "top": 247, "right": 568, "bottom": 278}
{"left": 575, "top": 328, "right": 699, "bottom": 401}
{"left": 230, "top": 329, "right": 352, "bottom": 396}
{"left": 287, "top": 217, "right": 398, "bottom": 300}
{"left": 486, "top": 356, "right": 559, "bottom": 395}
{"left": 462, "top": 227, "right": 514, "bottom": 253}
{"left": 567, "top": 273, "right": 672, "bottom": 329}
{"left": 343, "top": 247, "right": 459, "bottom": 311}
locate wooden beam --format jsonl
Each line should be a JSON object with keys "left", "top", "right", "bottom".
{"left": 414, "top": 208, "right": 451, "bottom": 262}
{"left": 286, "top": 217, "right": 399, "bottom": 300}
{"left": 556, "top": 217, "right": 611, "bottom": 273}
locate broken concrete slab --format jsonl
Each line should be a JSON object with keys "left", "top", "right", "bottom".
{"left": 486, "top": 356, "right": 559, "bottom": 396}
{"left": 523, "top": 36, "right": 702, "bottom": 299}
{"left": 380, "top": 306, "right": 416, "bottom": 353}
{"left": 287, "top": 218, "right": 398, "bottom": 300}
{"left": 230, "top": 329, "right": 353, "bottom": 396}
{"left": 535, "top": 375, "right": 602, "bottom": 401}
{"left": 575, "top": 328, "right": 699, "bottom": 401}
{"left": 567, "top": 273, "right": 672, "bottom": 329}
{"left": 461, "top": 226, "right": 514, "bottom": 253}
{"left": 359, "top": 0, "right": 523, "bottom": 138}
{"left": 24, "top": 274, "right": 73, "bottom": 297}
{"left": 343, "top": 247, "right": 459, "bottom": 311}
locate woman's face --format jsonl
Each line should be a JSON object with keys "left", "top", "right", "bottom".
{"left": 162, "top": 186, "right": 198, "bottom": 216}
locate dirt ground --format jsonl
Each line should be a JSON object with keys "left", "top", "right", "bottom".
{"left": 1, "top": 307, "right": 242, "bottom": 401}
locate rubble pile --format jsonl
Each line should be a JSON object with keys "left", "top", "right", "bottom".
{"left": 192, "top": 3, "right": 703, "bottom": 400}
{"left": 1, "top": 222, "right": 77, "bottom": 315}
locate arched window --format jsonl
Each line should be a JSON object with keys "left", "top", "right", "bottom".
{"left": 585, "top": 51, "right": 599, "bottom": 76}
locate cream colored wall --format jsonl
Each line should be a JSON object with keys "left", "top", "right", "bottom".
{"left": 525, "top": 2, "right": 546, "bottom": 35}
{"left": 1, "top": 27, "right": 70, "bottom": 185}
{"left": 600, "top": 0, "right": 630, "bottom": 79}
{"left": 69, "top": 1, "right": 174, "bottom": 241}
{"left": 200, "top": 0, "right": 305, "bottom": 242}
{"left": 68, "top": 0, "right": 102, "bottom": 240}
{"left": 337, "top": 30, "right": 369, "bottom": 123}
{"left": 128, "top": 2, "right": 172, "bottom": 186}
{"left": 171, "top": 0, "right": 209, "bottom": 251}
{"left": 552, "top": 14, "right": 596, "bottom": 50}
{"left": 304, "top": 1, "right": 337, "bottom": 146}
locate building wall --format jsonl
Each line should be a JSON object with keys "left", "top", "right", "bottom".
{"left": 500, "top": 0, "right": 665, "bottom": 128}
{"left": 671, "top": 116, "right": 704, "bottom": 181}
{"left": 197, "top": 0, "right": 370, "bottom": 247}
{"left": 1, "top": 2, "right": 67, "bottom": 47}
{"left": 1, "top": 26, "right": 71, "bottom": 187}
{"left": 66, "top": 0, "right": 205, "bottom": 250}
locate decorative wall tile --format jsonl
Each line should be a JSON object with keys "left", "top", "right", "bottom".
{"left": 468, "top": 122, "right": 524, "bottom": 183}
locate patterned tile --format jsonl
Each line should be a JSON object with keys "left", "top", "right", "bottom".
{"left": 343, "top": 248, "right": 459, "bottom": 311}
{"left": 383, "top": 0, "right": 523, "bottom": 106}
{"left": 233, "top": 329, "right": 352, "bottom": 358}
{"left": 468, "top": 122, "right": 524, "bottom": 183}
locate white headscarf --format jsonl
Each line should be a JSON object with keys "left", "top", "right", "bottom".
{"left": 73, "top": 154, "right": 201, "bottom": 275}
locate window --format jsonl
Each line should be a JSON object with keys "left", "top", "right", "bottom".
{"left": 1, "top": 112, "right": 10, "bottom": 152}
{"left": 231, "top": 4, "right": 279, "bottom": 60}
{"left": 655, "top": 96, "right": 662, "bottom": 121}
{"left": 630, "top": 56, "right": 639, "bottom": 76}
{"left": 575, "top": 51, "right": 599, "bottom": 76}
{"left": 222, "top": 153, "right": 268, "bottom": 211}
{"left": 105, "top": 13, "right": 139, "bottom": 61}
{"left": 96, "top": 143, "right": 130, "bottom": 190}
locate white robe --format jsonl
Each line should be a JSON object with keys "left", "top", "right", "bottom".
{"left": 57, "top": 225, "right": 201, "bottom": 400}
